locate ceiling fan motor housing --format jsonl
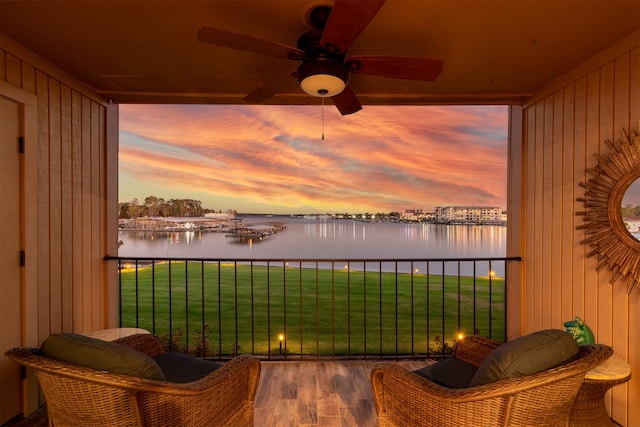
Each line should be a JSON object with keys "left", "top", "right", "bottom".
{"left": 297, "top": 59, "right": 349, "bottom": 97}
{"left": 197, "top": 0, "right": 440, "bottom": 114}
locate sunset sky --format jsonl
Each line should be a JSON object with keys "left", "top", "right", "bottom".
{"left": 118, "top": 104, "right": 508, "bottom": 214}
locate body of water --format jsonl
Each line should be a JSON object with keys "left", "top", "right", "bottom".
{"left": 118, "top": 216, "right": 507, "bottom": 276}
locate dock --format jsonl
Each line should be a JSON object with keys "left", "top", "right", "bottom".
{"left": 225, "top": 223, "right": 287, "bottom": 239}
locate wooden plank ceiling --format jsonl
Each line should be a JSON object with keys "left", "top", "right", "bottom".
{"left": 1, "top": 0, "right": 639, "bottom": 106}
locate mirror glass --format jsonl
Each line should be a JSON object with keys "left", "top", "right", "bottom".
{"left": 621, "top": 178, "right": 640, "bottom": 240}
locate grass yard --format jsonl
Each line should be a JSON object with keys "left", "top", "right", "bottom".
{"left": 119, "top": 261, "right": 505, "bottom": 357}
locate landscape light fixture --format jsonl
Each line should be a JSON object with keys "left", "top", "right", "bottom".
{"left": 278, "top": 334, "right": 285, "bottom": 354}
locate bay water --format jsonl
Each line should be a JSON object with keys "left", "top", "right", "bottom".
{"left": 118, "top": 215, "right": 507, "bottom": 277}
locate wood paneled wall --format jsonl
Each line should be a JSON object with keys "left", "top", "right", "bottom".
{"left": 0, "top": 37, "right": 119, "bottom": 348}
{"left": 510, "top": 32, "right": 639, "bottom": 425}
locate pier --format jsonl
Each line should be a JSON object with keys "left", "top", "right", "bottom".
{"left": 118, "top": 217, "right": 235, "bottom": 232}
{"left": 118, "top": 217, "right": 287, "bottom": 240}
{"left": 225, "top": 223, "right": 287, "bottom": 240}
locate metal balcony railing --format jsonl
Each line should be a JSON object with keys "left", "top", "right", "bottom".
{"left": 107, "top": 256, "right": 520, "bottom": 360}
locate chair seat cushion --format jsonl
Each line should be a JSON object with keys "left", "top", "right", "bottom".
{"left": 153, "top": 352, "right": 222, "bottom": 383}
{"left": 414, "top": 358, "right": 478, "bottom": 388}
{"left": 41, "top": 333, "right": 166, "bottom": 381}
{"left": 469, "top": 329, "right": 580, "bottom": 387}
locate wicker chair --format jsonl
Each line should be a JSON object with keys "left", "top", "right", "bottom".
{"left": 370, "top": 336, "right": 612, "bottom": 427}
{"left": 6, "top": 335, "right": 261, "bottom": 427}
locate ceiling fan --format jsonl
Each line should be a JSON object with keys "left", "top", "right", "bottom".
{"left": 197, "top": 0, "right": 443, "bottom": 115}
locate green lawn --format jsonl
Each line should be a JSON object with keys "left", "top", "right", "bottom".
{"left": 119, "top": 261, "right": 505, "bottom": 357}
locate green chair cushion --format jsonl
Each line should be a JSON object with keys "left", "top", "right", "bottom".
{"left": 414, "top": 358, "right": 478, "bottom": 388}
{"left": 153, "top": 352, "right": 221, "bottom": 383}
{"left": 41, "top": 333, "right": 166, "bottom": 381}
{"left": 469, "top": 329, "right": 580, "bottom": 387}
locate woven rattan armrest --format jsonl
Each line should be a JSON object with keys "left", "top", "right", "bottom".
{"left": 452, "top": 335, "right": 503, "bottom": 366}
{"left": 5, "top": 348, "right": 261, "bottom": 427}
{"left": 371, "top": 344, "right": 612, "bottom": 427}
{"left": 371, "top": 362, "right": 510, "bottom": 426}
{"left": 113, "top": 333, "right": 166, "bottom": 358}
{"left": 132, "top": 354, "right": 261, "bottom": 396}
{"left": 134, "top": 354, "right": 261, "bottom": 426}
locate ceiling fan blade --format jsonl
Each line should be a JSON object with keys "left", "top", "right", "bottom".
{"left": 198, "top": 26, "right": 304, "bottom": 60}
{"left": 243, "top": 71, "right": 298, "bottom": 103}
{"left": 320, "top": 0, "right": 385, "bottom": 54}
{"left": 346, "top": 55, "right": 444, "bottom": 81}
{"left": 332, "top": 86, "right": 362, "bottom": 115}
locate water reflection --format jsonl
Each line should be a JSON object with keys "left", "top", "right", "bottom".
{"left": 226, "top": 235, "right": 273, "bottom": 247}
{"left": 123, "top": 230, "right": 201, "bottom": 244}
{"left": 298, "top": 220, "right": 506, "bottom": 254}
{"left": 118, "top": 217, "right": 507, "bottom": 276}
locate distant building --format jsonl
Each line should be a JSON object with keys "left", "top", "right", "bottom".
{"left": 434, "top": 206, "right": 505, "bottom": 224}
{"left": 401, "top": 209, "right": 425, "bottom": 222}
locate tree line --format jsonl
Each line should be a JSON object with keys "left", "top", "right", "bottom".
{"left": 118, "top": 196, "right": 222, "bottom": 219}
{"left": 622, "top": 204, "right": 640, "bottom": 218}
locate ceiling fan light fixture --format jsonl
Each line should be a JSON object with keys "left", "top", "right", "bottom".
{"left": 297, "top": 60, "right": 349, "bottom": 97}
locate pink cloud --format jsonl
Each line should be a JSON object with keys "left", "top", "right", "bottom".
{"left": 119, "top": 104, "right": 507, "bottom": 213}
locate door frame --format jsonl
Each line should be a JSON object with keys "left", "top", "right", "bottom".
{"left": 1, "top": 81, "right": 40, "bottom": 417}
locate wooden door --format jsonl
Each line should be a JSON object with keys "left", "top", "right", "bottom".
{"left": 0, "top": 95, "right": 23, "bottom": 424}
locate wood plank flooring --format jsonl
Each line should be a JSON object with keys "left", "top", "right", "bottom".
{"left": 254, "top": 360, "right": 429, "bottom": 427}
{"left": 7, "top": 360, "right": 432, "bottom": 427}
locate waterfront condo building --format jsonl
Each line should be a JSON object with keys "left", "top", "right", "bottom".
{"left": 435, "top": 206, "right": 504, "bottom": 224}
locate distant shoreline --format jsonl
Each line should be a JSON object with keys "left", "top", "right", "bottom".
{"left": 119, "top": 214, "right": 506, "bottom": 233}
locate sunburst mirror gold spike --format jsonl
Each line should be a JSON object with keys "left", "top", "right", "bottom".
{"left": 577, "top": 123, "right": 640, "bottom": 293}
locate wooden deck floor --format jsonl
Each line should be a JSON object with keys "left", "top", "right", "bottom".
{"left": 254, "top": 360, "right": 428, "bottom": 426}
{"left": 8, "top": 360, "right": 431, "bottom": 427}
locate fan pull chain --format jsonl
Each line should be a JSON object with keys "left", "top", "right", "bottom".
{"left": 321, "top": 96, "right": 325, "bottom": 140}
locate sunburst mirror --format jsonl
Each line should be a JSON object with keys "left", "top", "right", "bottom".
{"left": 577, "top": 125, "right": 640, "bottom": 293}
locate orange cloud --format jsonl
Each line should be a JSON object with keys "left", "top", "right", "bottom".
{"left": 119, "top": 104, "right": 507, "bottom": 213}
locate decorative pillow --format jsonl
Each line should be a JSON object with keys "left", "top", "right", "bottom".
{"left": 41, "top": 333, "right": 166, "bottom": 381}
{"left": 414, "top": 358, "right": 478, "bottom": 389}
{"left": 153, "top": 352, "right": 221, "bottom": 383}
{"left": 469, "top": 329, "right": 580, "bottom": 387}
